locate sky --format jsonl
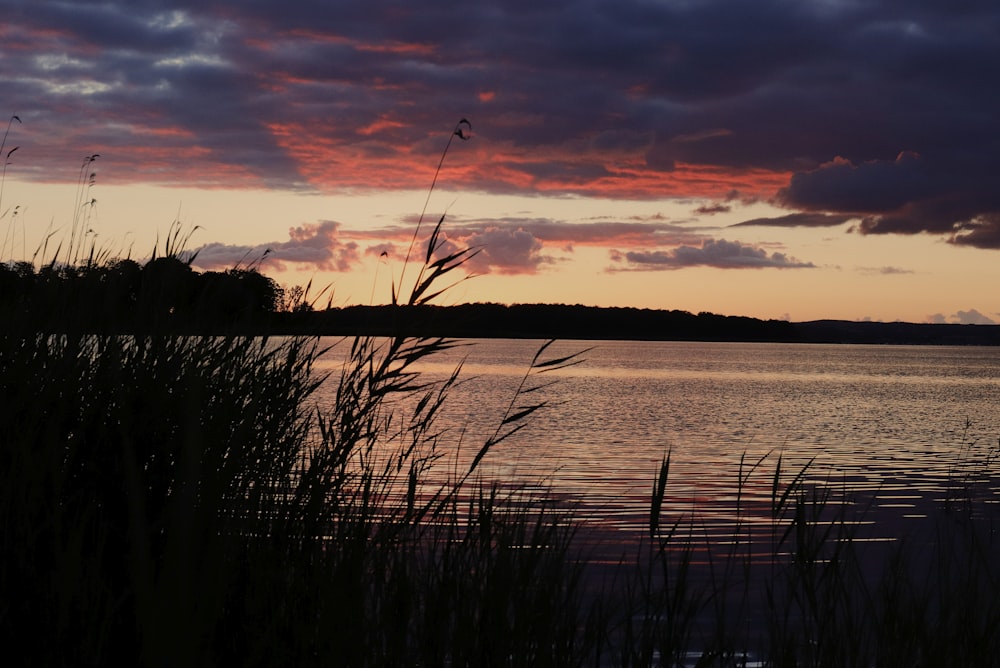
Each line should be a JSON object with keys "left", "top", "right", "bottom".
{"left": 1, "top": 0, "right": 999, "bottom": 324}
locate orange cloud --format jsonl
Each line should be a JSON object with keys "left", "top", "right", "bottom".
{"left": 87, "top": 144, "right": 265, "bottom": 188}
{"left": 265, "top": 121, "right": 446, "bottom": 190}
{"left": 355, "top": 41, "right": 437, "bottom": 57}
{"left": 273, "top": 29, "right": 435, "bottom": 57}
{"left": 275, "top": 29, "right": 354, "bottom": 45}
{"left": 356, "top": 117, "right": 408, "bottom": 136}
{"left": 142, "top": 125, "right": 196, "bottom": 139}
{"left": 264, "top": 120, "right": 789, "bottom": 199}
{"left": 534, "top": 163, "right": 789, "bottom": 200}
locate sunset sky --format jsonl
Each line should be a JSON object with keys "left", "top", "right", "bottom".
{"left": 2, "top": 0, "right": 999, "bottom": 323}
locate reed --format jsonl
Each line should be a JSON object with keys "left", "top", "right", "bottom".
{"left": 0, "top": 120, "right": 595, "bottom": 665}
{"left": 609, "top": 446, "right": 999, "bottom": 667}
{"left": 1, "top": 113, "right": 22, "bottom": 261}
{"left": 2, "top": 320, "right": 997, "bottom": 665}
{"left": 1, "top": 120, "right": 997, "bottom": 666}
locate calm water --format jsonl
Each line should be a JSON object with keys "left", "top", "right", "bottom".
{"left": 314, "top": 339, "right": 1000, "bottom": 545}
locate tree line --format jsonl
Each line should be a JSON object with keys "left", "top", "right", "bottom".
{"left": 5, "top": 257, "right": 998, "bottom": 343}
{"left": 277, "top": 302, "right": 801, "bottom": 342}
{"left": 0, "top": 256, "right": 304, "bottom": 334}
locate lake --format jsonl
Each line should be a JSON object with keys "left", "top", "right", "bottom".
{"left": 314, "top": 338, "right": 1000, "bottom": 552}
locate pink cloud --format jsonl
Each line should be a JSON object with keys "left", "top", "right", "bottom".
{"left": 609, "top": 238, "right": 815, "bottom": 271}
{"left": 192, "top": 221, "right": 360, "bottom": 271}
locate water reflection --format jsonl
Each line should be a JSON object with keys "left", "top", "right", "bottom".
{"left": 313, "top": 338, "right": 1000, "bottom": 551}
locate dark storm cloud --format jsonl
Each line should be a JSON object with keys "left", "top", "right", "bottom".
{"left": 779, "top": 153, "right": 933, "bottom": 214}
{"left": 948, "top": 215, "right": 1000, "bottom": 249}
{"left": 4, "top": 0, "right": 1000, "bottom": 243}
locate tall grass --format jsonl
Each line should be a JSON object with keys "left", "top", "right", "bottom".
{"left": 2, "top": 318, "right": 997, "bottom": 666}
{"left": 0, "top": 120, "right": 594, "bottom": 666}
{"left": 0, "top": 296, "right": 596, "bottom": 666}
{"left": 2, "top": 119, "right": 998, "bottom": 666}
{"left": 603, "top": 446, "right": 999, "bottom": 667}
{"left": 1, "top": 113, "right": 23, "bottom": 262}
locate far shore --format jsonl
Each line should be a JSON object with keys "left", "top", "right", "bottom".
{"left": 269, "top": 303, "right": 1000, "bottom": 346}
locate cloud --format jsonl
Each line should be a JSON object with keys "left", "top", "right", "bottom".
{"left": 318, "top": 215, "right": 819, "bottom": 275}
{"left": 953, "top": 309, "right": 996, "bottom": 325}
{"left": 610, "top": 238, "right": 815, "bottom": 271}
{"left": 777, "top": 153, "right": 932, "bottom": 214}
{"left": 192, "top": 221, "right": 359, "bottom": 271}
{"left": 694, "top": 203, "right": 731, "bottom": 215}
{"left": 857, "top": 266, "right": 914, "bottom": 276}
{"left": 947, "top": 214, "right": 1000, "bottom": 249}
{"left": 460, "top": 227, "right": 556, "bottom": 275}
{"left": 364, "top": 242, "right": 399, "bottom": 259}
{"left": 335, "top": 215, "right": 706, "bottom": 274}
{"left": 731, "top": 212, "right": 856, "bottom": 228}
{"left": 4, "top": 0, "right": 1000, "bottom": 243}
{"left": 446, "top": 217, "right": 699, "bottom": 247}
{"left": 777, "top": 152, "right": 1000, "bottom": 247}
{"left": 926, "top": 309, "right": 997, "bottom": 325}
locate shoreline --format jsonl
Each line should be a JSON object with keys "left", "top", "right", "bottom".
{"left": 269, "top": 304, "right": 1000, "bottom": 346}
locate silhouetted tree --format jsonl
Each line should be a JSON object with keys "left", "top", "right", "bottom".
{"left": 139, "top": 256, "right": 197, "bottom": 329}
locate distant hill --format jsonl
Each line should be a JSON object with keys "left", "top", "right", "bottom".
{"left": 6, "top": 258, "right": 997, "bottom": 345}
{"left": 793, "top": 319, "right": 1000, "bottom": 346}
{"left": 274, "top": 303, "right": 1000, "bottom": 346}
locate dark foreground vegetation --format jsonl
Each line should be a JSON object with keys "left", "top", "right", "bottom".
{"left": 3, "top": 236, "right": 999, "bottom": 666}
{"left": 1, "top": 120, "right": 997, "bottom": 665}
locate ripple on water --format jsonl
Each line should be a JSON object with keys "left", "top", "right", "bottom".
{"left": 314, "top": 339, "right": 1000, "bottom": 551}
